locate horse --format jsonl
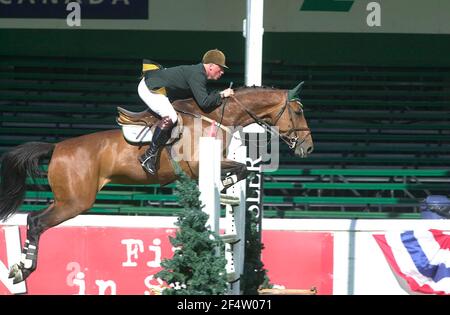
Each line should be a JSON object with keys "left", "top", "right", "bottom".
{"left": 0, "top": 83, "right": 313, "bottom": 284}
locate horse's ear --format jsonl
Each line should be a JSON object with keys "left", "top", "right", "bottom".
{"left": 288, "top": 81, "right": 304, "bottom": 101}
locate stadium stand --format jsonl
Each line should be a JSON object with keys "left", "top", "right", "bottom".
{"left": 1, "top": 55, "right": 449, "bottom": 218}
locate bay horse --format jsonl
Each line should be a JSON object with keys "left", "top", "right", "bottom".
{"left": 0, "top": 83, "right": 313, "bottom": 284}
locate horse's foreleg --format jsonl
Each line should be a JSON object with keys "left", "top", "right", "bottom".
{"left": 220, "top": 160, "right": 250, "bottom": 191}
{"left": 181, "top": 159, "right": 249, "bottom": 191}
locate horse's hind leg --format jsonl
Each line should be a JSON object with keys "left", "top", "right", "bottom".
{"left": 220, "top": 159, "right": 250, "bottom": 191}
{"left": 9, "top": 199, "right": 95, "bottom": 284}
{"left": 9, "top": 204, "right": 54, "bottom": 284}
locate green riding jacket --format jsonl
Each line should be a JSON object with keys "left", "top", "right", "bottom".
{"left": 144, "top": 63, "right": 223, "bottom": 112}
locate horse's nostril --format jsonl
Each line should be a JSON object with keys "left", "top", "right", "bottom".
{"left": 307, "top": 146, "right": 314, "bottom": 154}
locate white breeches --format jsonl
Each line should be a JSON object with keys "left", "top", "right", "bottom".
{"left": 137, "top": 78, "right": 178, "bottom": 123}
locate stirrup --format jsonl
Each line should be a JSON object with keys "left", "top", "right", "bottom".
{"left": 139, "top": 150, "right": 158, "bottom": 174}
{"left": 140, "top": 154, "right": 153, "bottom": 165}
{"left": 141, "top": 159, "right": 157, "bottom": 175}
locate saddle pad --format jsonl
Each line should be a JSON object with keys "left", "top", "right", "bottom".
{"left": 121, "top": 125, "right": 154, "bottom": 143}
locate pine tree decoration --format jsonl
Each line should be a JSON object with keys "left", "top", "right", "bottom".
{"left": 240, "top": 207, "right": 271, "bottom": 295}
{"left": 155, "top": 171, "right": 228, "bottom": 295}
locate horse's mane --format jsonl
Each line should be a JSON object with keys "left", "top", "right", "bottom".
{"left": 235, "top": 85, "right": 279, "bottom": 92}
{"left": 235, "top": 85, "right": 278, "bottom": 90}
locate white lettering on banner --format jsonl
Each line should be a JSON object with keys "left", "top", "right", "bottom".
{"left": 245, "top": 142, "right": 263, "bottom": 238}
{"left": 367, "top": 2, "right": 381, "bottom": 27}
{"left": 72, "top": 271, "right": 86, "bottom": 295}
{"left": 246, "top": 191, "right": 261, "bottom": 203}
{"left": 0, "top": 226, "right": 27, "bottom": 294}
{"left": 66, "top": 2, "right": 81, "bottom": 27}
{"left": 249, "top": 173, "right": 261, "bottom": 189}
{"left": 246, "top": 156, "right": 262, "bottom": 172}
{"left": 147, "top": 238, "right": 161, "bottom": 268}
{"left": 246, "top": 157, "right": 263, "bottom": 204}
{"left": 66, "top": 262, "right": 118, "bottom": 295}
{"left": 248, "top": 204, "right": 261, "bottom": 221}
{"left": 143, "top": 274, "right": 164, "bottom": 295}
{"left": 95, "top": 279, "right": 117, "bottom": 295}
{"left": 121, "top": 239, "right": 144, "bottom": 267}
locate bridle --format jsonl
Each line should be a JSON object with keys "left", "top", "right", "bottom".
{"left": 227, "top": 91, "right": 311, "bottom": 150}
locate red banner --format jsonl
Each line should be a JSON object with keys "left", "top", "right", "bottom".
{"left": 262, "top": 231, "right": 333, "bottom": 294}
{"left": 0, "top": 225, "right": 333, "bottom": 295}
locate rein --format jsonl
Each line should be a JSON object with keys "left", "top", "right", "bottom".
{"left": 175, "top": 108, "right": 233, "bottom": 135}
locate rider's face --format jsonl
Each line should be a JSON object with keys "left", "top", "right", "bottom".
{"left": 207, "top": 64, "right": 224, "bottom": 80}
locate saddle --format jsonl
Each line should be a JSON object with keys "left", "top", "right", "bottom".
{"left": 117, "top": 107, "right": 157, "bottom": 126}
{"left": 117, "top": 107, "right": 183, "bottom": 144}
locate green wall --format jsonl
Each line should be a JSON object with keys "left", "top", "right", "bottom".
{"left": 1, "top": 29, "right": 450, "bottom": 67}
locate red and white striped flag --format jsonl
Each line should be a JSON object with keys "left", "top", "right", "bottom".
{"left": 373, "top": 229, "right": 450, "bottom": 295}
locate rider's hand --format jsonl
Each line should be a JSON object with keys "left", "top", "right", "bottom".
{"left": 220, "top": 88, "right": 234, "bottom": 98}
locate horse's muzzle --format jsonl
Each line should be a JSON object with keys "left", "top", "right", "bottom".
{"left": 295, "top": 141, "right": 314, "bottom": 158}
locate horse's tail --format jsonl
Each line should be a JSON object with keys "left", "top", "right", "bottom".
{"left": 0, "top": 142, "right": 55, "bottom": 222}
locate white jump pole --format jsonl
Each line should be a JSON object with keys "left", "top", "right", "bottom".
{"left": 241, "top": 0, "right": 266, "bottom": 295}
{"left": 244, "top": 0, "right": 264, "bottom": 87}
{"left": 244, "top": 0, "right": 265, "bottom": 136}
{"left": 199, "top": 137, "right": 222, "bottom": 234}
{"left": 199, "top": 135, "right": 247, "bottom": 295}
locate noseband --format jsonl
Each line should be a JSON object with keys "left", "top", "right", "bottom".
{"left": 229, "top": 92, "right": 311, "bottom": 150}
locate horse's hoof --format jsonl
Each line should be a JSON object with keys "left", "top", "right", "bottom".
{"left": 8, "top": 264, "right": 20, "bottom": 279}
{"left": 12, "top": 269, "right": 24, "bottom": 284}
{"left": 8, "top": 264, "right": 25, "bottom": 284}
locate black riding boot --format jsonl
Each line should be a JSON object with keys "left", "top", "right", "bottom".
{"left": 139, "top": 116, "right": 173, "bottom": 175}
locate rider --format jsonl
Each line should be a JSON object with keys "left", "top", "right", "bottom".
{"left": 137, "top": 49, "right": 235, "bottom": 175}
